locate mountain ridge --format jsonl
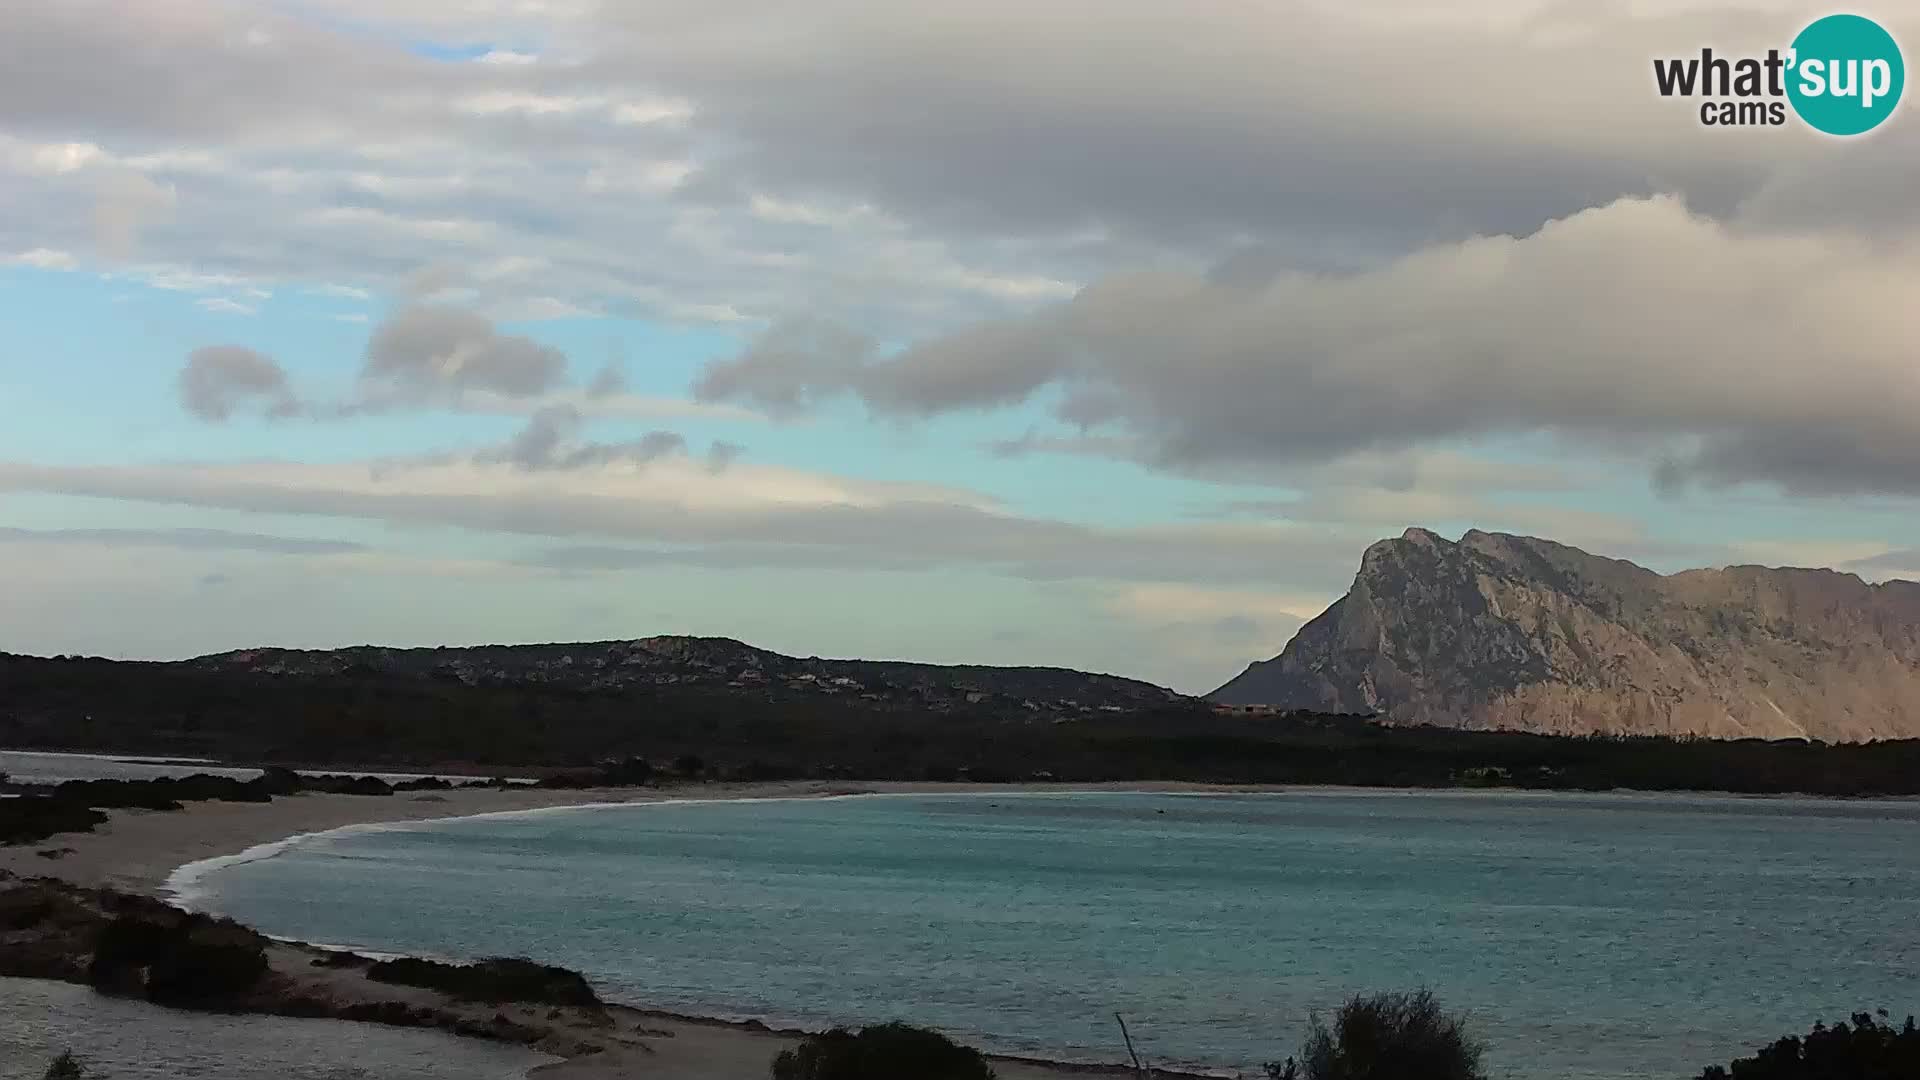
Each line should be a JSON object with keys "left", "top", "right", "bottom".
{"left": 185, "top": 634, "right": 1187, "bottom": 712}
{"left": 1211, "top": 528, "right": 1920, "bottom": 741}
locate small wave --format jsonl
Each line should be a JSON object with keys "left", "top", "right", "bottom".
{"left": 160, "top": 791, "right": 895, "bottom": 914}
{"left": 164, "top": 818, "right": 434, "bottom": 912}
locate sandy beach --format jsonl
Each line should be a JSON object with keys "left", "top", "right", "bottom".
{"left": 5, "top": 780, "right": 1231, "bottom": 1079}
{"left": 2, "top": 780, "right": 848, "bottom": 894}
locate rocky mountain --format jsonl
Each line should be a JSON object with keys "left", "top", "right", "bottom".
{"left": 193, "top": 635, "right": 1185, "bottom": 715}
{"left": 1210, "top": 528, "right": 1920, "bottom": 741}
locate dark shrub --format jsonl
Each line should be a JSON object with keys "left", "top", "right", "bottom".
{"left": 602, "top": 756, "right": 652, "bottom": 786}
{"left": 736, "top": 759, "right": 798, "bottom": 782}
{"left": 145, "top": 934, "right": 268, "bottom": 1004}
{"left": 1267, "top": 990, "right": 1485, "bottom": 1080}
{"left": 312, "top": 949, "right": 368, "bottom": 968}
{"left": 1698, "top": 1011, "right": 1920, "bottom": 1079}
{"left": 89, "top": 916, "right": 177, "bottom": 985}
{"left": 255, "top": 766, "right": 304, "bottom": 796}
{"left": 52, "top": 780, "right": 181, "bottom": 812}
{"left": 88, "top": 913, "right": 267, "bottom": 1004}
{"left": 394, "top": 776, "right": 452, "bottom": 791}
{"left": 535, "top": 771, "right": 595, "bottom": 790}
{"left": 770, "top": 1023, "right": 997, "bottom": 1080}
{"left": 0, "top": 888, "right": 54, "bottom": 930}
{"left": 301, "top": 773, "right": 394, "bottom": 796}
{"left": 2, "top": 798, "right": 108, "bottom": 846}
{"left": 367, "top": 955, "right": 600, "bottom": 1007}
{"left": 43, "top": 1052, "right": 85, "bottom": 1080}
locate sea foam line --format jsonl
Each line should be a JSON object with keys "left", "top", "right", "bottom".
{"left": 164, "top": 819, "right": 412, "bottom": 912}
{"left": 158, "top": 785, "right": 1369, "bottom": 915}
{"left": 158, "top": 790, "right": 898, "bottom": 913}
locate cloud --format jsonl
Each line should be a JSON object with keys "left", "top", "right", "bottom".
{"left": 586, "top": 0, "right": 1908, "bottom": 249}
{"left": 0, "top": 456, "right": 1367, "bottom": 589}
{"left": 484, "top": 405, "right": 690, "bottom": 469}
{"left": 705, "top": 440, "right": 745, "bottom": 472}
{"left": 454, "top": 387, "right": 763, "bottom": 423}
{"left": 692, "top": 318, "right": 875, "bottom": 416}
{"left": 93, "top": 170, "right": 175, "bottom": 260}
{"left": 1844, "top": 548, "right": 1920, "bottom": 581}
{"left": 195, "top": 296, "right": 256, "bottom": 315}
{"left": 698, "top": 197, "right": 1920, "bottom": 495}
{"left": 7, "top": 248, "right": 77, "bottom": 269}
{"left": 357, "top": 303, "right": 567, "bottom": 405}
{"left": 585, "top": 362, "right": 626, "bottom": 398}
{"left": 1101, "top": 583, "right": 1325, "bottom": 691}
{"left": 178, "top": 302, "right": 700, "bottom": 423}
{"left": 19, "top": 0, "right": 1907, "bottom": 338}
{"left": 1105, "top": 583, "right": 1325, "bottom": 626}
{"left": 0, "top": 525, "right": 363, "bottom": 555}
{"left": 178, "top": 345, "right": 301, "bottom": 421}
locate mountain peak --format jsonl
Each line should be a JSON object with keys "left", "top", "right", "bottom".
{"left": 1211, "top": 531, "right": 1920, "bottom": 740}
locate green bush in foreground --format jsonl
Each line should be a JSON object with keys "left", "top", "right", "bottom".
{"left": 771, "top": 1022, "right": 997, "bottom": 1080}
{"left": 1698, "top": 1010, "right": 1920, "bottom": 1079}
{"left": 43, "top": 1052, "right": 86, "bottom": 1080}
{"left": 1267, "top": 990, "right": 1486, "bottom": 1080}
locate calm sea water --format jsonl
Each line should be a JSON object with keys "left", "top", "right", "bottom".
{"left": 0, "top": 977, "right": 554, "bottom": 1079}
{"left": 182, "top": 791, "right": 1920, "bottom": 1079}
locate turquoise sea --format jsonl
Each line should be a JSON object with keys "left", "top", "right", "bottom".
{"left": 179, "top": 790, "right": 1920, "bottom": 1079}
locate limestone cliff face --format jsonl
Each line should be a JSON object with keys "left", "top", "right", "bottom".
{"left": 1210, "top": 528, "right": 1920, "bottom": 740}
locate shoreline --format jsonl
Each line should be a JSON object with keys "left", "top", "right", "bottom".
{"left": 14, "top": 777, "right": 1907, "bottom": 1078}
{"left": 1, "top": 779, "right": 1312, "bottom": 895}
{"left": 5, "top": 780, "right": 1255, "bottom": 1079}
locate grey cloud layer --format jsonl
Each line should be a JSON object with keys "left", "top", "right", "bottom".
{"left": 583, "top": 0, "right": 1919, "bottom": 245}
{"left": 8, "top": 0, "right": 1917, "bottom": 332}
{"left": 698, "top": 197, "right": 1920, "bottom": 495}
{"left": 0, "top": 460, "right": 1364, "bottom": 590}
{"left": 0, "top": 526, "right": 363, "bottom": 556}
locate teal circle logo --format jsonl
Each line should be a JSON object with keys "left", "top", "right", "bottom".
{"left": 1787, "top": 14, "right": 1904, "bottom": 135}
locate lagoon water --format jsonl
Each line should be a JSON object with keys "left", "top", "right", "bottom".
{"left": 183, "top": 791, "right": 1920, "bottom": 1079}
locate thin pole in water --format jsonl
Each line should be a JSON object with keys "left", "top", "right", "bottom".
{"left": 1115, "top": 1012, "right": 1147, "bottom": 1078}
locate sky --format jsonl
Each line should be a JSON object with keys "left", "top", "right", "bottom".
{"left": 1, "top": 0, "right": 1917, "bottom": 693}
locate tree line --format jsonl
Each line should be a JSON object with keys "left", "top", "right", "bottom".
{"left": 7, "top": 654, "right": 1920, "bottom": 798}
